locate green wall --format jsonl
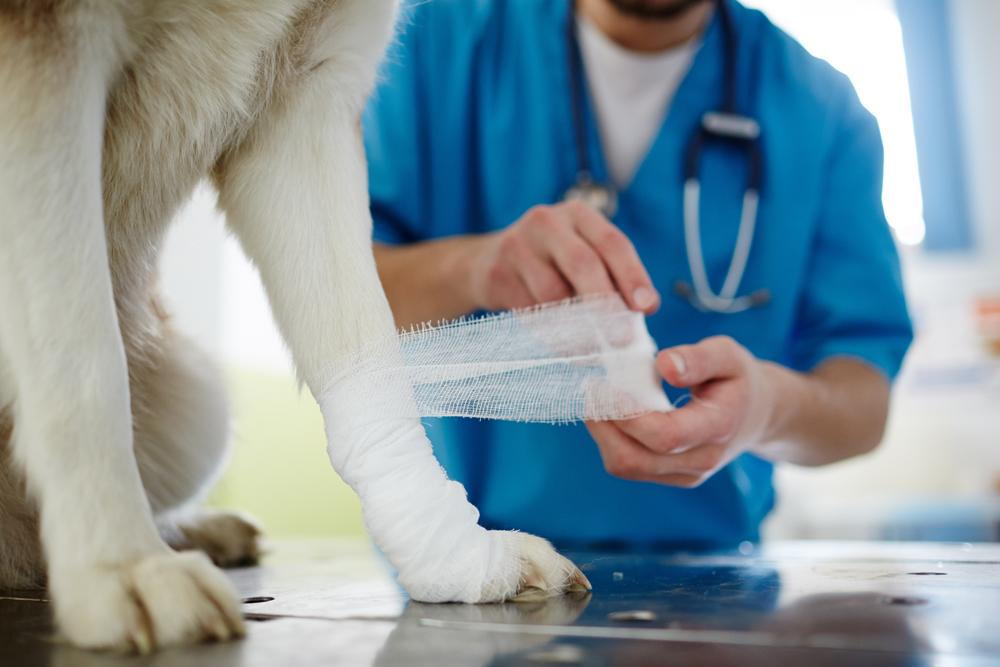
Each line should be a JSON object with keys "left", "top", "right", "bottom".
{"left": 208, "top": 369, "right": 366, "bottom": 538}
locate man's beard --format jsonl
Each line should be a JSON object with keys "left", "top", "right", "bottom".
{"left": 606, "top": 0, "right": 712, "bottom": 20}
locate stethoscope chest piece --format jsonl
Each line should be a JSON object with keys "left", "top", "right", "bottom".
{"left": 564, "top": 175, "right": 618, "bottom": 218}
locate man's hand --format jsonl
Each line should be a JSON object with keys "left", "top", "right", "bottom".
{"left": 589, "top": 337, "right": 893, "bottom": 486}
{"left": 588, "top": 336, "right": 779, "bottom": 488}
{"left": 465, "top": 201, "right": 660, "bottom": 313}
{"left": 375, "top": 201, "right": 660, "bottom": 326}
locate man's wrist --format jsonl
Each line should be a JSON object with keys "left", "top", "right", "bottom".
{"left": 751, "top": 360, "right": 809, "bottom": 457}
{"left": 376, "top": 235, "right": 491, "bottom": 325}
{"left": 446, "top": 234, "right": 488, "bottom": 313}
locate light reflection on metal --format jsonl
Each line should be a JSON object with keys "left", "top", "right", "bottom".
{"left": 417, "top": 617, "right": 919, "bottom": 653}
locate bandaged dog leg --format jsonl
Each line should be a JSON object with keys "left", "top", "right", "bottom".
{"left": 321, "top": 376, "right": 515, "bottom": 601}
{"left": 320, "top": 297, "right": 667, "bottom": 600}
{"left": 216, "top": 16, "right": 585, "bottom": 602}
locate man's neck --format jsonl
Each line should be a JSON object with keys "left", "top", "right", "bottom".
{"left": 577, "top": 0, "right": 714, "bottom": 53}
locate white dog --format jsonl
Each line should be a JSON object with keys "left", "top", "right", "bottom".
{"left": 0, "top": 0, "right": 586, "bottom": 653}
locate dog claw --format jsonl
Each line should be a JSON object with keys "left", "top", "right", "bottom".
{"left": 208, "top": 617, "right": 231, "bottom": 642}
{"left": 132, "top": 626, "right": 153, "bottom": 655}
{"left": 568, "top": 569, "right": 592, "bottom": 592}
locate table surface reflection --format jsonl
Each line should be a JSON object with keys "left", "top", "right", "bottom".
{"left": 3, "top": 539, "right": 998, "bottom": 666}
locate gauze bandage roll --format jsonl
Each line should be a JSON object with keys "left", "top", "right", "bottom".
{"left": 318, "top": 294, "right": 669, "bottom": 602}
{"left": 323, "top": 294, "right": 671, "bottom": 424}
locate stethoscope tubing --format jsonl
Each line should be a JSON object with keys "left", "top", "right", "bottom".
{"left": 683, "top": 180, "right": 761, "bottom": 313}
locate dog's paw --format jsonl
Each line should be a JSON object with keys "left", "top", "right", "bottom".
{"left": 176, "top": 510, "right": 262, "bottom": 568}
{"left": 52, "top": 551, "right": 244, "bottom": 653}
{"left": 479, "top": 532, "right": 591, "bottom": 603}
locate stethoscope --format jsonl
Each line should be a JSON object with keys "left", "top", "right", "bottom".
{"left": 563, "top": 0, "right": 770, "bottom": 313}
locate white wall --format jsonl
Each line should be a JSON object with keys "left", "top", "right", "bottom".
{"left": 160, "top": 183, "right": 292, "bottom": 375}
{"left": 744, "top": 0, "right": 926, "bottom": 245}
{"left": 159, "top": 183, "right": 226, "bottom": 359}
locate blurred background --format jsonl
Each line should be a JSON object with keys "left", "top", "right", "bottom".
{"left": 160, "top": 0, "right": 1000, "bottom": 543}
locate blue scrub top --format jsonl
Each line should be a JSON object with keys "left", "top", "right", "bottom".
{"left": 363, "top": 0, "right": 912, "bottom": 549}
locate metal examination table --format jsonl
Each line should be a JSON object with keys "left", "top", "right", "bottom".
{"left": 2, "top": 539, "right": 998, "bottom": 665}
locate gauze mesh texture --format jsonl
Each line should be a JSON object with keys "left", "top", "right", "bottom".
{"left": 323, "top": 294, "right": 671, "bottom": 424}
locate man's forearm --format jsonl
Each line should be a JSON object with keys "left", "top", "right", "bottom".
{"left": 374, "top": 238, "right": 482, "bottom": 328}
{"left": 755, "top": 358, "right": 891, "bottom": 466}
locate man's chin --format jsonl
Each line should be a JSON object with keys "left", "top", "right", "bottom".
{"left": 606, "top": 0, "right": 710, "bottom": 21}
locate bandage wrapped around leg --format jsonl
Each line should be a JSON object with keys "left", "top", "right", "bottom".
{"left": 318, "top": 295, "right": 669, "bottom": 601}
{"left": 321, "top": 387, "right": 516, "bottom": 602}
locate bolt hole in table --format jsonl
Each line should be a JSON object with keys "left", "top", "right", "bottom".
{"left": 1, "top": 539, "right": 998, "bottom": 665}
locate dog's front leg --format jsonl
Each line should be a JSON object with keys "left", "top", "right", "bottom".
{"left": 216, "top": 62, "right": 589, "bottom": 602}
{"left": 0, "top": 13, "right": 242, "bottom": 651}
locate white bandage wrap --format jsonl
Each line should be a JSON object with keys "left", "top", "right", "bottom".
{"left": 321, "top": 386, "right": 516, "bottom": 602}
{"left": 323, "top": 294, "right": 671, "bottom": 424}
{"left": 318, "top": 295, "right": 669, "bottom": 601}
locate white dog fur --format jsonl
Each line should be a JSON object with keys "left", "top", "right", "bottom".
{"left": 0, "top": 0, "right": 586, "bottom": 653}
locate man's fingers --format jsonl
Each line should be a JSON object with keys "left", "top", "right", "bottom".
{"left": 514, "top": 203, "right": 659, "bottom": 309}
{"left": 589, "top": 421, "right": 666, "bottom": 480}
{"left": 520, "top": 205, "right": 617, "bottom": 298}
{"left": 569, "top": 202, "right": 659, "bottom": 313}
{"left": 650, "top": 441, "right": 729, "bottom": 478}
{"left": 614, "top": 412, "right": 687, "bottom": 454}
{"left": 589, "top": 421, "right": 723, "bottom": 483}
{"left": 502, "top": 274, "right": 539, "bottom": 309}
{"left": 615, "top": 401, "right": 735, "bottom": 455}
{"left": 645, "top": 473, "right": 707, "bottom": 489}
{"left": 658, "top": 336, "right": 749, "bottom": 387}
{"left": 486, "top": 251, "right": 538, "bottom": 309}
{"left": 546, "top": 234, "right": 617, "bottom": 297}
{"left": 503, "top": 235, "right": 574, "bottom": 303}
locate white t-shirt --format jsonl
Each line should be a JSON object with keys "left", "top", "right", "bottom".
{"left": 577, "top": 16, "right": 698, "bottom": 188}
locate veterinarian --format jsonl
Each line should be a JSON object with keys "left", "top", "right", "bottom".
{"left": 365, "top": 0, "right": 912, "bottom": 549}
